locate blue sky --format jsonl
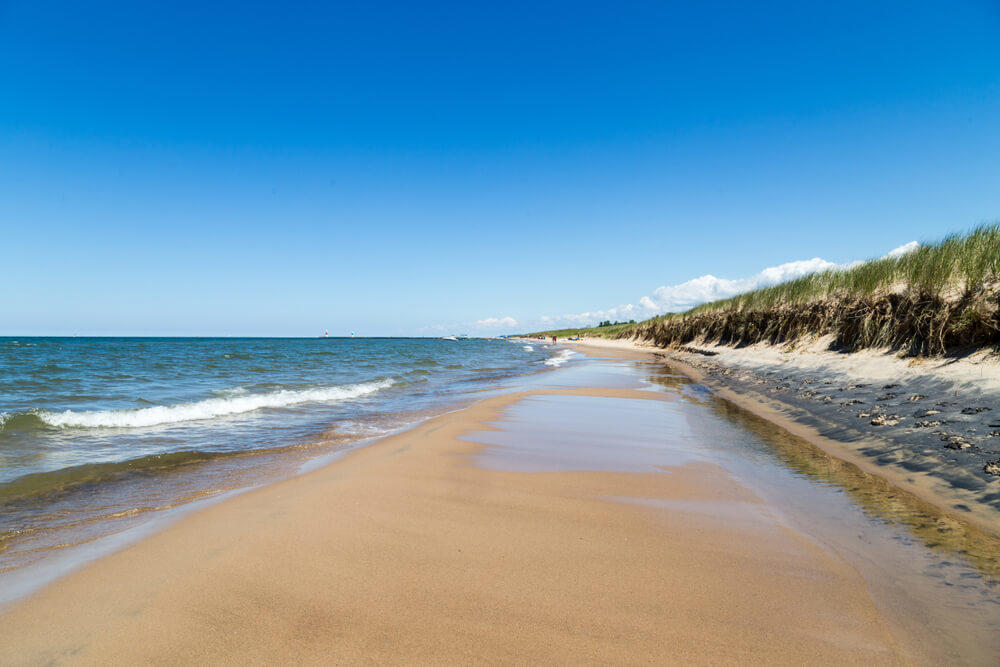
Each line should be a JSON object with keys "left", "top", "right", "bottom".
{"left": 2, "top": 0, "right": 999, "bottom": 336}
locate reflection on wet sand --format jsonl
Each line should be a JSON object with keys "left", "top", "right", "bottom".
{"left": 645, "top": 366, "right": 1000, "bottom": 583}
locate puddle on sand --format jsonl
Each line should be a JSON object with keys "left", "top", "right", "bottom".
{"left": 465, "top": 356, "right": 1000, "bottom": 664}
{"left": 467, "top": 393, "right": 703, "bottom": 473}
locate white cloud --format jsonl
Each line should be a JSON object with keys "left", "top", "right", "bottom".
{"left": 638, "top": 296, "right": 657, "bottom": 311}
{"left": 535, "top": 239, "right": 918, "bottom": 329}
{"left": 646, "top": 257, "right": 841, "bottom": 314}
{"left": 886, "top": 241, "right": 919, "bottom": 258}
{"left": 416, "top": 239, "right": 923, "bottom": 334}
{"left": 537, "top": 257, "right": 841, "bottom": 328}
{"left": 474, "top": 316, "right": 518, "bottom": 329}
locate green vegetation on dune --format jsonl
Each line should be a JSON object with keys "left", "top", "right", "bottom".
{"left": 682, "top": 224, "right": 1000, "bottom": 313}
{"left": 524, "top": 322, "right": 636, "bottom": 339}
{"left": 625, "top": 224, "right": 1000, "bottom": 356}
{"left": 527, "top": 225, "right": 1000, "bottom": 355}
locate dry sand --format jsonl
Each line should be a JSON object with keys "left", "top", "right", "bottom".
{"left": 0, "top": 382, "right": 921, "bottom": 664}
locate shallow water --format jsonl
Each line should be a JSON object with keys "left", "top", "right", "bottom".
{"left": 0, "top": 337, "right": 570, "bottom": 575}
{"left": 467, "top": 354, "right": 1000, "bottom": 664}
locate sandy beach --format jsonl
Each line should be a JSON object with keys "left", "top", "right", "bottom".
{"left": 8, "top": 1, "right": 998, "bottom": 662}
{"left": 2, "top": 345, "right": 998, "bottom": 664}
{"left": 567, "top": 337, "right": 1000, "bottom": 534}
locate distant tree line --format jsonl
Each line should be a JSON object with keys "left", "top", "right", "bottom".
{"left": 595, "top": 319, "right": 636, "bottom": 328}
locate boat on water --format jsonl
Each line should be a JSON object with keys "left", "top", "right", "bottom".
{"left": 442, "top": 335, "right": 458, "bottom": 341}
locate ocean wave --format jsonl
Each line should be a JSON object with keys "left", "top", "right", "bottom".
{"left": 543, "top": 349, "right": 577, "bottom": 367}
{"left": 522, "top": 345, "right": 534, "bottom": 351}
{"left": 33, "top": 379, "right": 395, "bottom": 429}
{"left": 0, "top": 411, "right": 47, "bottom": 434}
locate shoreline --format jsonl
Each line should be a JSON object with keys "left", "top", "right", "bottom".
{"left": 0, "top": 339, "right": 562, "bottom": 589}
{"left": 567, "top": 337, "right": 1000, "bottom": 537}
{"left": 0, "top": 349, "right": 967, "bottom": 663}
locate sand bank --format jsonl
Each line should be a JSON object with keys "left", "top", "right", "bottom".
{"left": 0, "top": 376, "right": 923, "bottom": 664}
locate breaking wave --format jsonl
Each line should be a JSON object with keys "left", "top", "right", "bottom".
{"left": 34, "top": 379, "right": 395, "bottom": 429}
{"left": 543, "top": 349, "right": 577, "bottom": 367}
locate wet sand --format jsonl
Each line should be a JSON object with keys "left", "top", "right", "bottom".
{"left": 569, "top": 337, "right": 1000, "bottom": 533}
{"left": 1, "top": 350, "right": 995, "bottom": 663}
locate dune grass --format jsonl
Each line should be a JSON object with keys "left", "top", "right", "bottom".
{"left": 524, "top": 322, "right": 636, "bottom": 339}
{"left": 590, "top": 225, "right": 1000, "bottom": 356}
{"left": 679, "top": 224, "right": 1000, "bottom": 315}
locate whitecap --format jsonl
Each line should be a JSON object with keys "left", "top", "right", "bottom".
{"left": 543, "top": 349, "right": 577, "bottom": 367}
{"left": 38, "top": 379, "right": 394, "bottom": 429}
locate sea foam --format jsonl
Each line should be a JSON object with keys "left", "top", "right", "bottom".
{"left": 544, "top": 349, "right": 577, "bottom": 367}
{"left": 37, "top": 379, "right": 394, "bottom": 429}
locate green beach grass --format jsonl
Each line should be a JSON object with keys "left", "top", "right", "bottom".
{"left": 528, "top": 225, "right": 1000, "bottom": 355}
{"left": 524, "top": 322, "right": 637, "bottom": 340}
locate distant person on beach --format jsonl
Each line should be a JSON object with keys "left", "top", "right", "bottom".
{"left": 552, "top": 336, "right": 557, "bottom": 343}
